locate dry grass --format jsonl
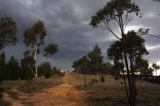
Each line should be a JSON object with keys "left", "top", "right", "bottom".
{"left": 1, "top": 73, "right": 160, "bottom": 106}
{"left": 2, "top": 76, "right": 63, "bottom": 93}
{"left": 69, "top": 73, "right": 160, "bottom": 106}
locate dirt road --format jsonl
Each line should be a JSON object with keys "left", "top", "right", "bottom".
{"left": 3, "top": 74, "right": 160, "bottom": 106}
{"left": 3, "top": 74, "right": 89, "bottom": 106}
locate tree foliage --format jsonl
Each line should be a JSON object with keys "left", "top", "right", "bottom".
{"left": 38, "top": 62, "right": 52, "bottom": 78}
{"left": 73, "top": 45, "right": 106, "bottom": 74}
{"left": 72, "top": 56, "right": 90, "bottom": 73}
{"left": 87, "top": 45, "right": 103, "bottom": 73}
{"left": 20, "top": 55, "right": 35, "bottom": 80}
{"left": 44, "top": 43, "right": 58, "bottom": 56}
{"left": 0, "top": 16, "right": 17, "bottom": 50}
{"left": 88, "top": 45, "right": 102, "bottom": 64}
{"left": 135, "top": 57, "right": 153, "bottom": 78}
{"left": 24, "top": 20, "right": 46, "bottom": 47}
{"left": 90, "top": 0, "right": 140, "bottom": 39}
{"left": 6, "top": 56, "right": 21, "bottom": 80}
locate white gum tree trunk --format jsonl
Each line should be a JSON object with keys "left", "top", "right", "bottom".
{"left": 34, "top": 35, "right": 39, "bottom": 78}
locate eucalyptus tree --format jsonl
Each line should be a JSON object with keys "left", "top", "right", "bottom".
{"left": 73, "top": 45, "right": 103, "bottom": 75}
{"left": 24, "top": 20, "right": 46, "bottom": 77}
{"left": 72, "top": 60, "right": 80, "bottom": 73}
{"left": 107, "top": 31, "right": 148, "bottom": 105}
{"left": 90, "top": 0, "right": 145, "bottom": 105}
{"left": 23, "top": 20, "right": 58, "bottom": 77}
{"left": 87, "top": 45, "right": 103, "bottom": 75}
{"left": 73, "top": 56, "right": 90, "bottom": 88}
{"left": 0, "top": 16, "right": 17, "bottom": 99}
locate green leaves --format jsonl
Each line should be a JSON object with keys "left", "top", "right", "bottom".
{"left": 123, "top": 31, "right": 148, "bottom": 56}
{"left": 0, "top": 16, "right": 17, "bottom": 50}
{"left": 108, "top": 31, "right": 148, "bottom": 60}
{"left": 90, "top": 0, "right": 140, "bottom": 28}
{"left": 21, "top": 55, "right": 35, "bottom": 66}
{"left": 73, "top": 55, "right": 90, "bottom": 72}
{"left": 107, "top": 31, "right": 149, "bottom": 76}
{"left": 135, "top": 57, "right": 152, "bottom": 77}
{"left": 23, "top": 20, "right": 46, "bottom": 47}
{"left": 21, "top": 55, "right": 35, "bottom": 79}
{"left": 44, "top": 43, "right": 58, "bottom": 56}
{"left": 87, "top": 45, "right": 103, "bottom": 64}
{"left": 23, "top": 20, "right": 58, "bottom": 57}
{"left": 107, "top": 40, "right": 122, "bottom": 60}
{"left": 73, "top": 45, "right": 105, "bottom": 74}
{"left": 7, "top": 56, "right": 20, "bottom": 80}
{"left": 38, "top": 62, "right": 52, "bottom": 78}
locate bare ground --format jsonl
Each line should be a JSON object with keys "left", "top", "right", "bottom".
{"left": 1, "top": 73, "right": 160, "bottom": 106}
{"left": 1, "top": 74, "right": 89, "bottom": 106}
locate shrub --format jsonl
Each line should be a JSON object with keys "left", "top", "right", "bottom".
{"left": 100, "top": 75, "right": 105, "bottom": 83}
{"left": 44, "top": 71, "right": 52, "bottom": 78}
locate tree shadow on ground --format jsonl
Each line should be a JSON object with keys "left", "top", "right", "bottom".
{"left": 0, "top": 99, "right": 11, "bottom": 106}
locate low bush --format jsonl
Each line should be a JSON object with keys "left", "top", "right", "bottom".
{"left": 100, "top": 75, "right": 105, "bottom": 83}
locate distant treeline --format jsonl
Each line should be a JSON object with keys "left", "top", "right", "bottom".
{"left": 72, "top": 45, "right": 156, "bottom": 80}
{"left": 0, "top": 51, "right": 63, "bottom": 81}
{"left": 144, "top": 76, "right": 160, "bottom": 84}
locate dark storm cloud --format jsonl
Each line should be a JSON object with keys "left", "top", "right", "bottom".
{"left": 0, "top": 0, "right": 160, "bottom": 70}
{"left": 154, "top": 0, "right": 160, "bottom": 2}
{"left": 0, "top": 0, "right": 109, "bottom": 70}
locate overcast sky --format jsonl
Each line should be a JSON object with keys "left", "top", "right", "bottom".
{"left": 0, "top": 0, "right": 160, "bottom": 73}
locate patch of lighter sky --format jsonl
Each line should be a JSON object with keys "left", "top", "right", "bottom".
{"left": 146, "top": 45, "right": 160, "bottom": 51}
{"left": 15, "top": 0, "right": 41, "bottom": 6}
{"left": 124, "top": 25, "right": 144, "bottom": 34}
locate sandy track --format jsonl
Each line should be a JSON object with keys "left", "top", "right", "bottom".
{"left": 3, "top": 74, "right": 89, "bottom": 106}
